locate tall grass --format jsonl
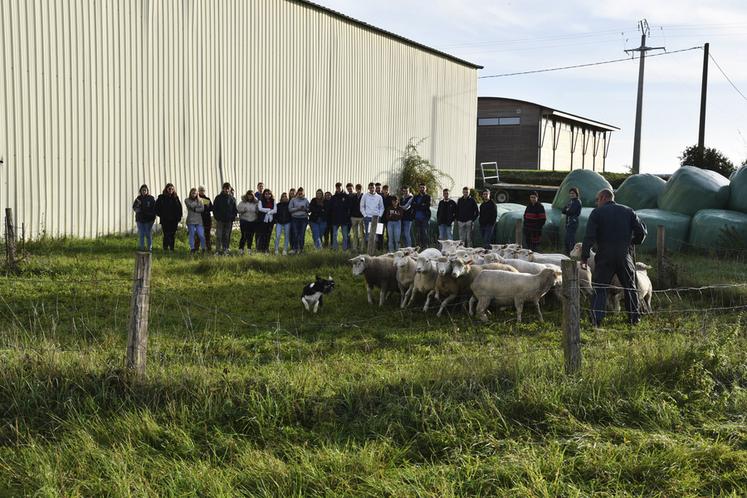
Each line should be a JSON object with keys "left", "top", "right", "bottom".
{"left": 0, "top": 234, "right": 745, "bottom": 496}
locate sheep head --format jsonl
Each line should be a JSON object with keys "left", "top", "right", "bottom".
{"left": 436, "top": 256, "right": 452, "bottom": 276}
{"left": 450, "top": 257, "right": 472, "bottom": 278}
{"left": 349, "top": 255, "right": 369, "bottom": 276}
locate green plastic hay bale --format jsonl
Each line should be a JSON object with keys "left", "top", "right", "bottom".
{"left": 495, "top": 210, "right": 525, "bottom": 244}
{"left": 657, "top": 166, "right": 730, "bottom": 216}
{"left": 552, "top": 170, "right": 613, "bottom": 210}
{"left": 636, "top": 209, "right": 691, "bottom": 252}
{"left": 728, "top": 165, "right": 747, "bottom": 213}
{"left": 614, "top": 174, "right": 667, "bottom": 210}
{"left": 689, "top": 209, "right": 747, "bottom": 250}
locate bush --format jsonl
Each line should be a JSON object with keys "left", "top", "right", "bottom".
{"left": 475, "top": 169, "right": 630, "bottom": 189}
{"left": 399, "top": 138, "right": 453, "bottom": 198}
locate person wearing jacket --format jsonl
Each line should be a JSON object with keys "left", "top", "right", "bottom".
{"left": 348, "top": 183, "right": 364, "bottom": 252}
{"left": 154, "top": 183, "right": 182, "bottom": 251}
{"left": 132, "top": 184, "right": 157, "bottom": 251}
{"left": 185, "top": 188, "right": 207, "bottom": 254}
{"left": 213, "top": 182, "right": 238, "bottom": 255}
{"left": 308, "top": 189, "right": 328, "bottom": 250}
{"left": 400, "top": 186, "right": 415, "bottom": 248}
{"left": 456, "top": 187, "right": 479, "bottom": 247}
{"left": 436, "top": 188, "right": 457, "bottom": 242}
{"left": 256, "top": 189, "right": 276, "bottom": 253}
{"left": 323, "top": 191, "right": 334, "bottom": 248}
{"left": 274, "top": 192, "right": 292, "bottom": 255}
{"left": 478, "top": 190, "right": 497, "bottom": 249}
{"left": 360, "top": 182, "right": 384, "bottom": 246}
{"left": 378, "top": 185, "right": 394, "bottom": 250}
{"left": 237, "top": 190, "right": 260, "bottom": 255}
{"left": 562, "top": 186, "right": 583, "bottom": 255}
{"left": 523, "top": 191, "right": 546, "bottom": 252}
{"left": 196, "top": 186, "right": 213, "bottom": 252}
{"left": 289, "top": 188, "right": 310, "bottom": 254}
{"left": 581, "top": 188, "right": 647, "bottom": 326}
{"left": 412, "top": 184, "right": 432, "bottom": 248}
{"left": 329, "top": 182, "right": 351, "bottom": 251}
{"left": 385, "top": 196, "right": 404, "bottom": 252}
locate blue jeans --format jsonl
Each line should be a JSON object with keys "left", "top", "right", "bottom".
{"left": 565, "top": 219, "right": 578, "bottom": 255}
{"left": 387, "top": 221, "right": 402, "bottom": 252}
{"left": 332, "top": 224, "right": 350, "bottom": 250}
{"left": 480, "top": 225, "right": 494, "bottom": 248}
{"left": 310, "top": 221, "right": 327, "bottom": 249}
{"left": 290, "top": 218, "right": 308, "bottom": 252}
{"left": 363, "top": 216, "right": 372, "bottom": 244}
{"left": 401, "top": 220, "right": 413, "bottom": 248}
{"left": 137, "top": 221, "right": 154, "bottom": 251}
{"left": 438, "top": 224, "right": 453, "bottom": 241}
{"left": 275, "top": 223, "right": 290, "bottom": 252}
{"left": 188, "top": 224, "right": 206, "bottom": 251}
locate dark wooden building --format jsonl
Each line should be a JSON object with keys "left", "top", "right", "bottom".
{"left": 476, "top": 97, "right": 619, "bottom": 174}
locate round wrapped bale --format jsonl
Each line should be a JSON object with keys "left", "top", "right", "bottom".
{"left": 552, "top": 170, "right": 613, "bottom": 210}
{"left": 657, "top": 166, "right": 730, "bottom": 216}
{"left": 542, "top": 204, "right": 561, "bottom": 245}
{"left": 728, "top": 165, "right": 747, "bottom": 213}
{"left": 636, "top": 209, "right": 691, "bottom": 252}
{"left": 614, "top": 174, "right": 666, "bottom": 210}
{"left": 689, "top": 209, "right": 747, "bottom": 250}
{"left": 495, "top": 210, "right": 525, "bottom": 244}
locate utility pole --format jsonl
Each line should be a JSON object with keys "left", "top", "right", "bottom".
{"left": 698, "top": 43, "right": 710, "bottom": 160}
{"left": 625, "top": 19, "right": 665, "bottom": 174}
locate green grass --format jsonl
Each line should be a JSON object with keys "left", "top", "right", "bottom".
{"left": 0, "top": 234, "right": 746, "bottom": 496}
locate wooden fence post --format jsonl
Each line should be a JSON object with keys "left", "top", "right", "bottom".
{"left": 127, "top": 251, "right": 152, "bottom": 375}
{"left": 4, "top": 208, "right": 17, "bottom": 272}
{"left": 514, "top": 219, "right": 523, "bottom": 247}
{"left": 367, "top": 216, "right": 379, "bottom": 256}
{"left": 561, "top": 259, "right": 581, "bottom": 374}
{"left": 656, "top": 225, "right": 666, "bottom": 289}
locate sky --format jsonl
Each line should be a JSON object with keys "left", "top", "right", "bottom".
{"left": 313, "top": 0, "right": 747, "bottom": 174}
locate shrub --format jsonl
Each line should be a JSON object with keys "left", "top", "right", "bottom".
{"left": 399, "top": 138, "right": 453, "bottom": 199}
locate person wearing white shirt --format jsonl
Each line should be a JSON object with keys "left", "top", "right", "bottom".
{"left": 360, "top": 182, "right": 384, "bottom": 244}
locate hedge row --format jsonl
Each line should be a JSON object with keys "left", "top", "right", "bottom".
{"left": 474, "top": 169, "right": 631, "bottom": 189}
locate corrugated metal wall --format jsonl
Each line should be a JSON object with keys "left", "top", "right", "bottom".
{"left": 0, "top": 0, "right": 478, "bottom": 238}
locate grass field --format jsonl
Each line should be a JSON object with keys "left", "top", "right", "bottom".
{"left": 0, "top": 234, "right": 746, "bottom": 496}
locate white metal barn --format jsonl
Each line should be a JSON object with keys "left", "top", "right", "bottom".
{"left": 0, "top": 0, "right": 480, "bottom": 238}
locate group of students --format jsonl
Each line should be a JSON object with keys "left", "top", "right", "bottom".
{"left": 131, "top": 179, "right": 584, "bottom": 255}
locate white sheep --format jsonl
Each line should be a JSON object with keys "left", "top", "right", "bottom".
{"left": 350, "top": 254, "right": 399, "bottom": 307}
{"left": 469, "top": 268, "right": 558, "bottom": 322}
{"left": 527, "top": 252, "right": 570, "bottom": 266}
{"left": 408, "top": 256, "right": 439, "bottom": 310}
{"left": 438, "top": 239, "right": 463, "bottom": 254}
{"left": 432, "top": 258, "right": 518, "bottom": 317}
{"left": 393, "top": 251, "right": 418, "bottom": 308}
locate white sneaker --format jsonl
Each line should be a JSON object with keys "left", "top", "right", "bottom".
{"left": 274, "top": 249, "right": 279, "bottom": 255}
{"left": 282, "top": 250, "right": 287, "bottom": 256}
{"left": 239, "top": 249, "right": 245, "bottom": 256}
{"left": 246, "top": 249, "right": 252, "bottom": 255}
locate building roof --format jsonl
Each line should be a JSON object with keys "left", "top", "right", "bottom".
{"left": 293, "top": 0, "right": 483, "bottom": 70}
{"left": 479, "top": 96, "right": 619, "bottom": 132}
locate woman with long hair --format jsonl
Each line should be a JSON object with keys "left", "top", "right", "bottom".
{"left": 185, "top": 187, "right": 207, "bottom": 254}
{"left": 154, "top": 183, "right": 182, "bottom": 251}
{"left": 274, "top": 192, "right": 292, "bottom": 255}
{"left": 132, "top": 184, "right": 157, "bottom": 251}
{"left": 237, "top": 190, "right": 260, "bottom": 255}
{"left": 309, "top": 189, "right": 328, "bottom": 250}
{"left": 256, "top": 189, "right": 276, "bottom": 252}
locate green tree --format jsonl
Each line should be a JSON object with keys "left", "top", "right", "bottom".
{"left": 679, "top": 144, "right": 735, "bottom": 177}
{"left": 398, "top": 138, "right": 453, "bottom": 199}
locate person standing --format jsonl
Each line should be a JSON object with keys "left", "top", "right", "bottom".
{"left": 400, "top": 186, "right": 414, "bottom": 248}
{"left": 308, "top": 189, "right": 328, "bottom": 250}
{"left": 289, "top": 188, "right": 310, "bottom": 254}
{"left": 478, "top": 189, "right": 497, "bottom": 249}
{"left": 213, "top": 182, "right": 238, "bottom": 255}
{"left": 329, "top": 182, "right": 351, "bottom": 250}
{"left": 562, "top": 186, "right": 582, "bottom": 255}
{"left": 237, "top": 190, "right": 260, "bottom": 255}
{"left": 155, "top": 183, "right": 182, "bottom": 252}
{"left": 185, "top": 188, "right": 207, "bottom": 254}
{"left": 412, "top": 183, "right": 432, "bottom": 248}
{"left": 323, "top": 191, "right": 334, "bottom": 248}
{"left": 385, "top": 196, "right": 404, "bottom": 252}
{"left": 254, "top": 182, "right": 264, "bottom": 200}
{"left": 378, "top": 185, "right": 394, "bottom": 250}
{"left": 196, "top": 186, "right": 213, "bottom": 252}
{"left": 456, "top": 186, "right": 479, "bottom": 247}
{"left": 348, "top": 183, "right": 364, "bottom": 252}
{"left": 581, "top": 188, "right": 647, "bottom": 326}
{"left": 257, "top": 189, "right": 276, "bottom": 252}
{"left": 360, "top": 182, "right": 384, "bottom": 247}
{"left": 274, "top": 192, "right": 292, "bottom": 255}
{"left": 523, "top": 191, "right": 546, "bottom": 252}
{"left": 132, "top": 184, "right": 157, "bottom": 251}
{"left": 436, "top": 188, "right": 457, "bottom": 242}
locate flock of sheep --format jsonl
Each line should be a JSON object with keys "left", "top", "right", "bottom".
{"left": 349, "top": 241, "right": 653, "bottom": 322}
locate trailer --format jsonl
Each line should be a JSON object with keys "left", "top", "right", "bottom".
{"left": 479, "top": 162, "right": 559, "bottom": 203}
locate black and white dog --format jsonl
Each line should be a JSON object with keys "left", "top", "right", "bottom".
{"left": 301, "top": 275, "right": 335, "bottom": 313}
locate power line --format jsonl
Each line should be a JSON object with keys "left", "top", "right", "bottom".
{"left": 478, "top": 46, "right": 702, "bottom": 79}
{"left": 708, "top": 52, "right": 747, "bottom": 102}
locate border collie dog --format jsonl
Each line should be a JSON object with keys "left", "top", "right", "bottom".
{"left": 301, "top": 275, "right": 335, "bottom": 313}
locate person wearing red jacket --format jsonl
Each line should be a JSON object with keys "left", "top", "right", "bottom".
{"left": 522, "top": 191, "right": 546, "bottom": 251}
